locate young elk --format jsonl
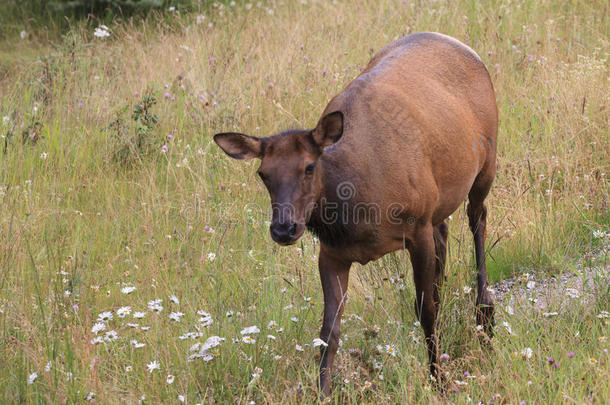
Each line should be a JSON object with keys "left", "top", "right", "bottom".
{"left": 214, "top": 32, "right": 498, "bottom": 396}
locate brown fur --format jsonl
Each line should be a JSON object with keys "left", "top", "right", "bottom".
{"left": 214, "top": 32, "right": 498, "bottom": 396}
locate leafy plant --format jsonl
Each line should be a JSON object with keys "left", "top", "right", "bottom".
{"left": 21, "top": 121, "right": 43, "bottom": 145}
{"left": 47, "top": 0, "right": 167, "bottom": 16}
{"left": 107, "top": 90, "right": 161, "bottom": 166}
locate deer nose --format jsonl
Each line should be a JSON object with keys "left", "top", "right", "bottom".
{"left": 270, "top": 222, "right": 298, "bottom": 245}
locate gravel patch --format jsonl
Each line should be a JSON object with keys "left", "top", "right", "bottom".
{"left": 489, "top": 248, "right": 609, "bottom": 313}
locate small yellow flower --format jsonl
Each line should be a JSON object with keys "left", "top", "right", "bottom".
{"left": 588, "top": 357, "right": 598, "bottom": 365}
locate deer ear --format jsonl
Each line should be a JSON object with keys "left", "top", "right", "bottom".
{"left": 213, "top": 133, "right": 263, "bottom": 160}
{"left": 312, "top": 111, "right": 343, "bottom": 148}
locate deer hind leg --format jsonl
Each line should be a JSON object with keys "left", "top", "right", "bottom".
{"left": 467, "top": 171, "right": 495, "bottom": 337}
{"left": 433, "top": 221, "right": 449, "bottom": 308}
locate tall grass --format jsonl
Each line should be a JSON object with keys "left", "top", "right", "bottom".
{"left": 0, "top": 0, "right": 608, "bottom": 403}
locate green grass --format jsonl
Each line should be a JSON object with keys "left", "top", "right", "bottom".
{"left": 0, "top": 0, "right": 608, "bottom": 403}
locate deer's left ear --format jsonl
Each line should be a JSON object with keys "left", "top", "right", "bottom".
{"left": 312, "top": 111, "right": 343, "bottom": 148}
{"left": 213, "top": 133, "right": 264, "bottom": 160}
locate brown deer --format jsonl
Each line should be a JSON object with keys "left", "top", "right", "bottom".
{"left": 214, "top": 32, "right": 497, "bottom": 396}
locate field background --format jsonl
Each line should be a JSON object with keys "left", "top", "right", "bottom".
{"left": 0, "top": 0, "right": 608, "bottom": 403}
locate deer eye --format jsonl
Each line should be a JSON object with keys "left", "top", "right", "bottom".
{"left": 305, "top": 163, "right": 315, "bottom": 176}
{"left": 257, "top": 171, "right": 267, "bottom": 181}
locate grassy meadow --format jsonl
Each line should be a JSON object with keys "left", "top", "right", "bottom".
{"left": 0, "top": 0, "right": 608, "bottom": 403}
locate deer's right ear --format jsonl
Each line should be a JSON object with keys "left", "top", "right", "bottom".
{"left": 213, "top": 133, "right": 264, "bottom": 160}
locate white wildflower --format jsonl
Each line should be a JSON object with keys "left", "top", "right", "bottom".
{"left": 91, "top": 322, "right": 106, "bottom": 335}
{"left": 104, "top": 330, "right": 118, "bottom": 342}
{"left": 116, "top": 306, "right": 131, "bottom": 318}
{"left": 241, "top": 325, "right": 260, "bottom": 335}
{"left": 121, "top": 286, "right": 136, "bottom": 294}
{"left": 385, "top": 344, "right": 397, "bottom": 357}
{"left": 130, "top": 339, "right": 146, "bottom": 348}
{"left": 201, "top": 336, "right": 225, "bottom": 351}
{"left": 313, "top": 338, "right": 328, "bottom": 347}
{"left": 90, "top": 336, "right": 104, "bottom": 345}
{"left": 242, "top": 336, "right": 256, "bottom": 344}
{"left": 93, "top": 25, "right": 110, "bottom": 38}
{"left": 542, "top": 312, "right": 559, "bottom": 318}
{"left": 28, "top": 372, "right": 38, "bottom": 384}
{"left": 97, "top": 311, "right": 113, "bottom": 322}
{"left": 169, "top": 312, "right": 184, "bottom": 322}
{"left": 198, "top": 310, "right": 213, "bottom": 327}
{"left": 147, "top": 360, "right": 160, "bottom": 373}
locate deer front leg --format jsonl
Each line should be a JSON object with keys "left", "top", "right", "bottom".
{"left": 318, "top": 246, "right": 351, "bottom": 398}
{"left": 409, "top": 224, "right": 441, "bottom": 381}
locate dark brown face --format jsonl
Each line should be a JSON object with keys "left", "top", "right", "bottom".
{"left": 214, "top": 111, "right": 343, "bottom": 246}
{"left": 257, "top": 132, "right": 320, "bottom": 244}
